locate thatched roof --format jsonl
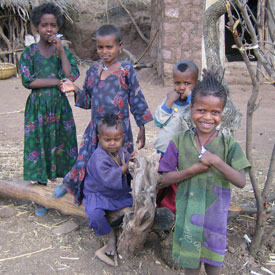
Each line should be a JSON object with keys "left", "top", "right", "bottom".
{"left": 0, "top": 0, "right": 78, "bottom": 22}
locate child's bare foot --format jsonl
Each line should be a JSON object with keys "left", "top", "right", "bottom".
{"left": 95, "top": 230, "right": 118, "bottom": 266}
{"left": 105, "top": 230, "right": 116, "bottom": 256}
{"left": 95, "top": 245, "right": 116, "bottom": 266}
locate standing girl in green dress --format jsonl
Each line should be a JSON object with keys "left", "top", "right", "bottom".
{"left": 20, "top": 3, "right": 79, "bottom": 215}
{"left": 158, "top": 70, "right": 251, "bottom": 275}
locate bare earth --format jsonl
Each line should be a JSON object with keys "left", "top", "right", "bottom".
{"left": 0, "top": 64, "right": 274, "bottom": 275}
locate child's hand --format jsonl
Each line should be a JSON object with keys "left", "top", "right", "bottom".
{"left": 192, "top": 162, "right": 210, "bottom": 174}
{"left": 199, "top": 150, "right": 218, "bottom": 167}
{"left": 48, "top": 34, "right": 62, "bottom": 52}
{"left": 136, "top": 125, "right": 145, "bottom": 150}
{"left": 179, "top": 88, "right": 191, "bottom": 101}
{"left": 59, "top": 79, "right": 76, "bottom": 93}
{"left": 165, "top": 90, "right": 180, "bottom": 108}
{"left": 128, "top": 152, "right": 136, "bottom": 162}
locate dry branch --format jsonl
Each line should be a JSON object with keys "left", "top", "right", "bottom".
{"left": 117, "top": 0, "right": 149, "bottom": 44}
{"left": 135, "top": 29, "right": 159, "bottom": 64}
{"left": 227, "top": 0, "right": 275, "bottom": 256}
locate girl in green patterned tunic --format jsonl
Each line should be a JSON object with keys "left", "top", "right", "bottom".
{"left": 20, "top": 3, "right": 79, "bottom": 214}
{"left": 158, "top": 70, "right": 251, "bottom": 275}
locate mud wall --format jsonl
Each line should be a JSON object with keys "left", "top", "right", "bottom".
{"left": 150, "top": 0, "right": 204, "bottom": 85}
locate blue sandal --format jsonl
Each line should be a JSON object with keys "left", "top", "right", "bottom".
{"left": 34, "top": 204, "right": 48, "bottom": 216}
{"left": 52, "top": 184, "right": 67, "bottom": 198}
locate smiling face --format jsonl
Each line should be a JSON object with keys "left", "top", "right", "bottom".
{"left": 173, "top": 68, "right": 197, "bottom": 101}
{"left": 191, "top": 95, "right": 224, "bottom": 135}
{"left": 37, "top": 14, "right": 59, "bottom": 42}
{"left": 96, "top": 34, "right": 122, "bottom": 66}
{"left": 98, "top": 124, "right": 124, "bottom": 154}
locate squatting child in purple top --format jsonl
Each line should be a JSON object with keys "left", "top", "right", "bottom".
{"left": 158, "top": 70, "right": 251, "bottom": 274}
{"left": 83, "top": 114, "right": 134, "bottom": 263}
{"left": 54, "top": 24, "right": 153, "bottom": 204}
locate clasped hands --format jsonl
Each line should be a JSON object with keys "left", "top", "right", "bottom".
{"left": 59, "top": 79, "right": 76, "bottom": 93}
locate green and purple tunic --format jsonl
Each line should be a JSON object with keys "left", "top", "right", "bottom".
{"left": 158, "top": 130, "right": 251, "bottom": 268}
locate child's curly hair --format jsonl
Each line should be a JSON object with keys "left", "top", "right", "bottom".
{"left": 97, "top": 113, "right": 124, "bottom": 134}
{"left": 191, "top": 69, "right": 227, "bottom": 107}
{"left": 31, "top": 3, "right": 63, "bottom": 28}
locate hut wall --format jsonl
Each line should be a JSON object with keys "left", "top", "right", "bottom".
{"left": 150, "top": 0, "right": 203, "bottom": 85}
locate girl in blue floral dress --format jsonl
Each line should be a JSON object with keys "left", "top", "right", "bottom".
{"left": 20, "top": 3, "right": 79, "bottom": 214}
{"left": 57, "top": 24, "right": 153, "bottom": 204}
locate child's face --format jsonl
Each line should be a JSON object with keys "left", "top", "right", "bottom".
{"left": 190, "top": 95, "right": 224, "bottom": 135}
{"left": 37, "top": 14, "right": 59, "bottom": 42}
{"left": 96, "top": 34, "right": 122, "bottom": 66}
{"left": 98, "top": 125, "right": 124, "bottom": 154}
{"left": 173, "top": 69, "right": 197, "bottom": 101}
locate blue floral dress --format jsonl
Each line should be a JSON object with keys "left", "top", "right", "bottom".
{"left": 63, "top": 62, "right": 153, "bottom": 204}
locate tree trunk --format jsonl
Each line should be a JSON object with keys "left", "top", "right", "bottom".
{"left": 117, "top": 156, "right": 159, "bottom": 259}
{"left": 203, "top": 0, "right": 226, "bottom": 80}
{"left": 203, "top": 0, "right": 242, "bottom": 134}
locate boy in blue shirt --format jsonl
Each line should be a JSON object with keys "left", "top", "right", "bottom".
{"left": 154, "top": 60, "right": 198, "bottom": 213}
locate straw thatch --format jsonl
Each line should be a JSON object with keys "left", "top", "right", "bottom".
{"left": 0, "top": 0, "right": 78, "bottom": 22}
{"left": 0, "top": 0, "right": 79, "bottom": 67}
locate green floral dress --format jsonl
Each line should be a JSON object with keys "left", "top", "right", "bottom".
{"left": 20, "top": 43, "right": 80, "bottom": 183}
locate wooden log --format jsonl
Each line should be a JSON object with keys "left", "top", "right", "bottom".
{"left": 0, "top": 180, "right": 130, "bottom": 224}
{"left": 0, "top": 180, "right": 87, "bottom": 218}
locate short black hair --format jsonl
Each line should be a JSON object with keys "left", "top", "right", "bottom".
{"left": 31, "top": 3, "right": 63, "bottom": 28}
{"left": 191, "top": 69, "right": 227, "bottom": 107}
{"left": 97, "top": 114, "right": 123, "bottom": 134}
{"left": 174, "top": 60, "right": 199, "bottom": 79}
{"left": 96, "top": 24, "right": 122, "bottom": 44}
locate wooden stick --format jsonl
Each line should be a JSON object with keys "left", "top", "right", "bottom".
{"left": 0, "top": 48, "right": 24, "bottom": 55}
{"left": 117, "top": 0, "right": 149, "bottom": 44}
{"left": 122, "top": 48, "right": 138, "bottom": 63}
{"left": 135, "top": 29, "right": 159, "bottom": 64}
{"left": 0, "top": 246, "right": 53, "bottom": 262}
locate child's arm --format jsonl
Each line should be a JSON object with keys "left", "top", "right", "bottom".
{"left": 126, "top": 64, "right": 153, "bottom": 148}
{"left": 57, "top": 46, "right": 79, "bottom": 82}
{"left": 28, "top": 78, "right": 60, "bottom": 89}
{"left": 158, "top": 137, "right": 210, "bottom": 188}
{"left": 200, "top": 150, "right": 246, "bottom": 188}
{"left": 164, "top": 90, "right": 180, "bottom": 109}
{"left": 159, "top": 162, "right": 209, "bottom": 189}
{"left": 121, "top": 152, "right": 135, "bottom": 175}
{"left": 136, "top": 125, "right": 145, "bottom": 149}
{"left": 48, "top": 35, "right": 71, "bottom": 76}
{"left": 20, "top": 47, "right": 60, "bottom": 89}
{"left": 154, "top": 94, "right": 176, "bottom": 127}
{"left": 60, "top": 67, "right": 94, "bottom": 109}
{"left": 20, "top": 44, "right": 79, "bottom": 90}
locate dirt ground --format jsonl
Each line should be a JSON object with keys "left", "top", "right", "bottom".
{"left": 0, "top": 63, "right": 274, "bottom": 275}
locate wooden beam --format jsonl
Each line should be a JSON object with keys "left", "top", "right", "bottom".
{"left": 0, "top": 180, "right": 87, "bottom": 218}
{"left": 0, "top": 180, "right": 130, "bottom": 223}
{"left": 0, "top": 48, "right": 24, "bottom": 55}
